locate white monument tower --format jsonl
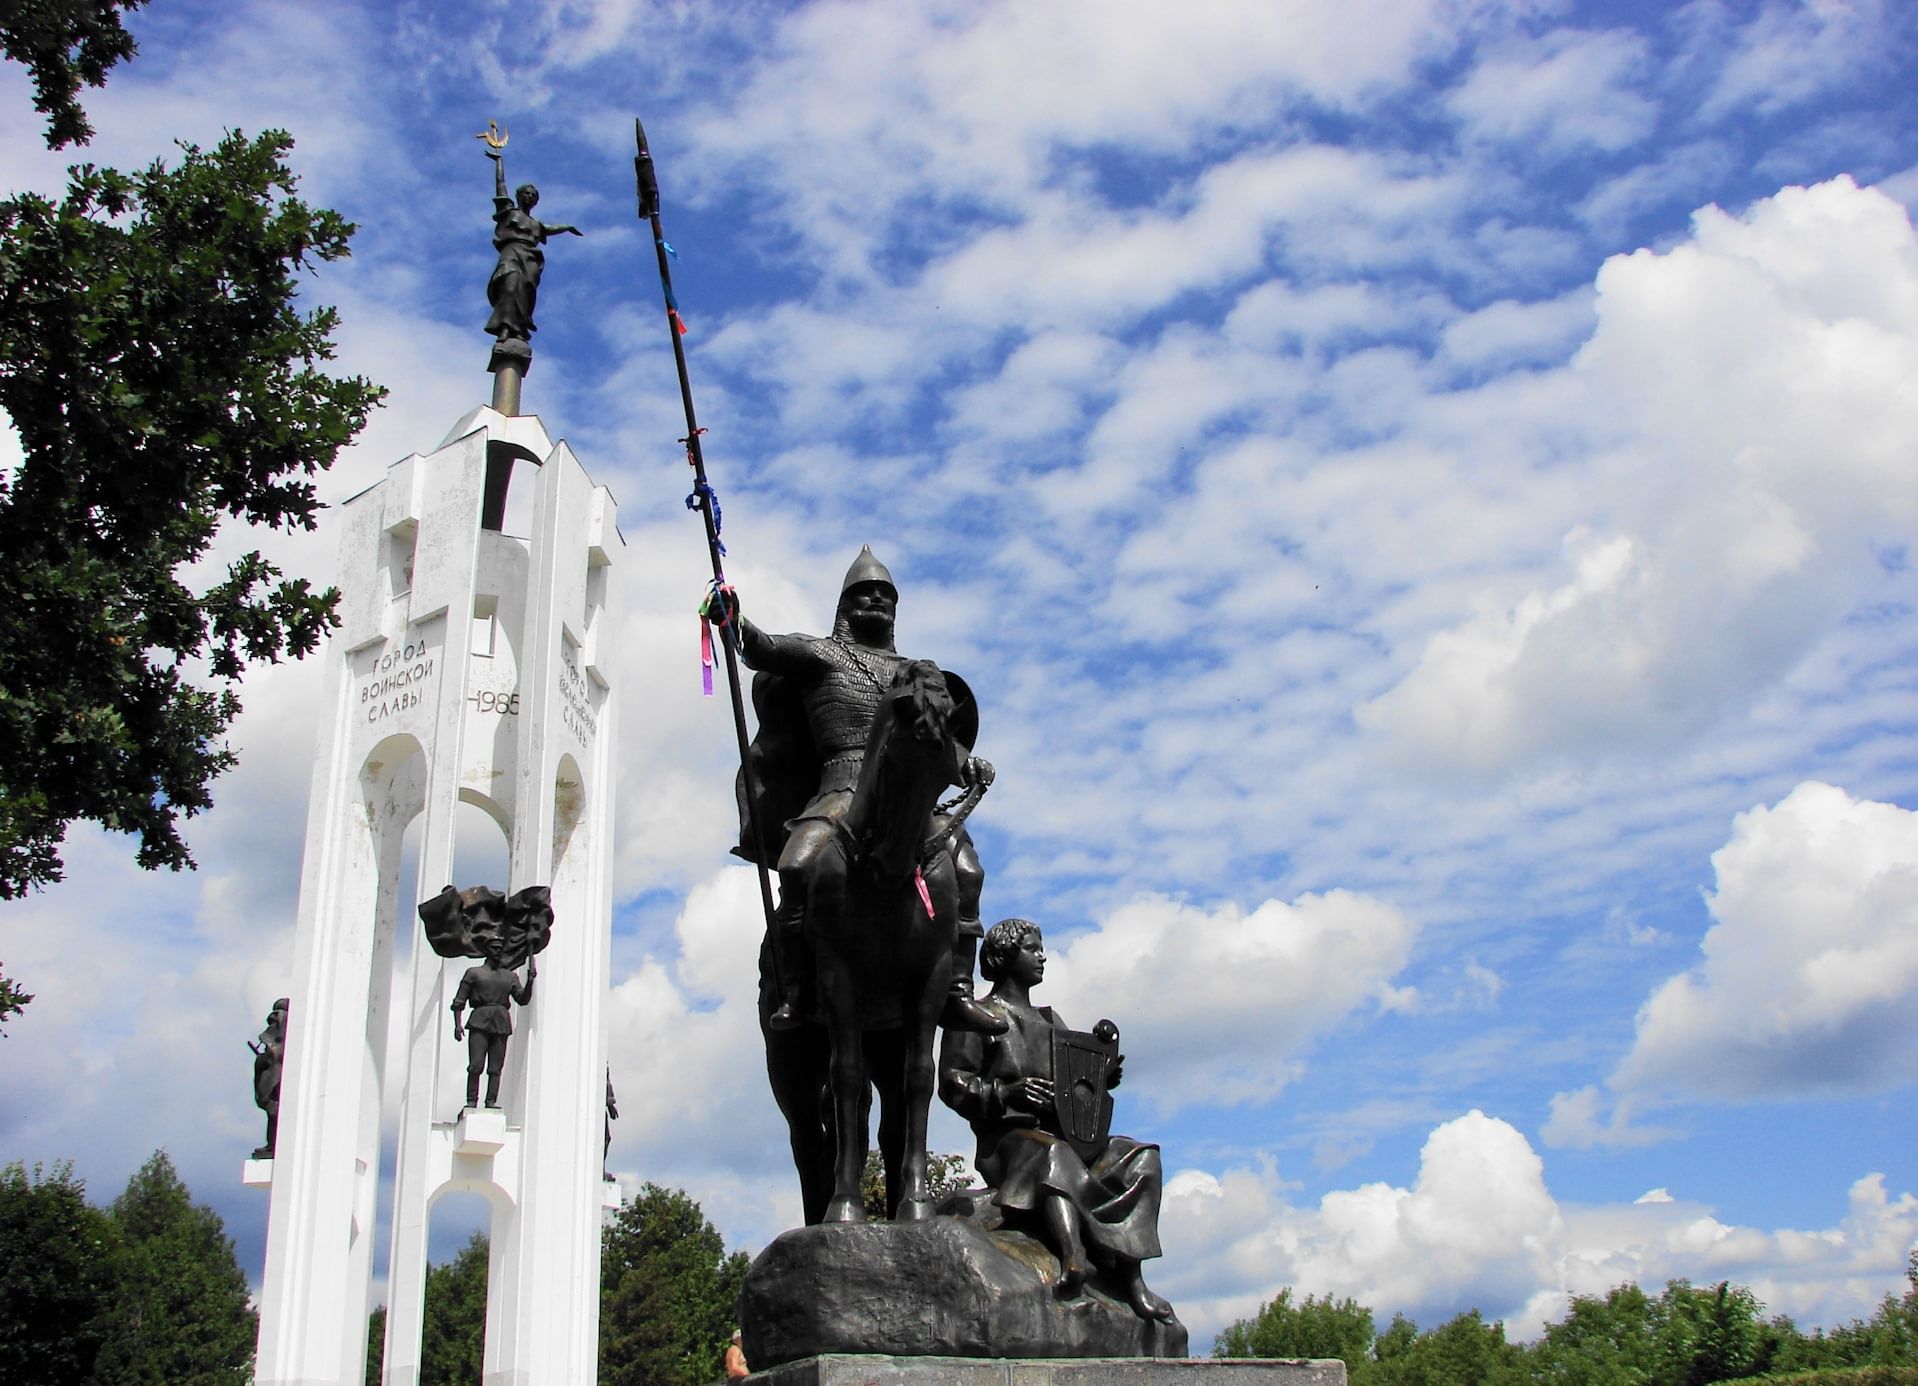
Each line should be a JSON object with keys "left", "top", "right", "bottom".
{"left": 250, "top": 330, "right": 622, "bottom": 1383}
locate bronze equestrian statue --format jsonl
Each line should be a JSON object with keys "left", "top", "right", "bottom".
{"left": 728, "top": 549, "right": 1000, "bottom": 1222}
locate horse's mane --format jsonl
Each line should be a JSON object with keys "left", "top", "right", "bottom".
{"left": 891, "top": 660, "right": 953, "bottom": 742}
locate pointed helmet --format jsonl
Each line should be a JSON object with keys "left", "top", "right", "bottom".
{"left": 840, "top": 545, "right": 897, "bottom": 600}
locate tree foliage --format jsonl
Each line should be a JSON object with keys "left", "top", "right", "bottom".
{"left": 860, "top": 1147, "right": 973, "bottom": 1220}
{"left": 365, "top": 1230, "right": 491, "bottom": 1386}
{"left": 92, "top": 1150, "right": 255, "bottom": 1384}
{"left": 0, "top": 0, "right": 147, "bottom": 149}
{"left": 0, "top": 1159, "right": 119, "bottom": 1383}
{"left": 0, "top": 964, "right": 31, "bottom": 1035}
{"left": 416, "top": 1231, "right": 490, "bottom": 1386}
{"left": 600, "top": 1182, "right": 750, "bottom": 1386}
{"left": 0, "top": 127, "right": 384, "bottom": 899}
{"left": 1216, "top": 1269, "right": 1918, "bottom": 1385}
{"left": 1213, "top": 1286, "right": 1376, "bottom": 1373}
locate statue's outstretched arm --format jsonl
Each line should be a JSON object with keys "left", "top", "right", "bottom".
{"left": 736, "top": 620, "right": 825, "bottom": 677}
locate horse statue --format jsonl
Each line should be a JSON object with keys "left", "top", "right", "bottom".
{"left": 757, "top": 659, "right": 970, "bottom": 1225}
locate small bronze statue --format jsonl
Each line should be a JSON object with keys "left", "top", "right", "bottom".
{"left": 604, "top": 1069, "right": 619, "bottom": 1180}
{"left": 478, "top": 122, "right": 581, "bottom": 345}
{"left": 248, "top": 997, "right": 289, "bottom": 1159}
{"left": 939, "top": 919, "right": 1176, "bottom": 1323}
{"left": 418, "top": 884, "right": 554, "bottom": 1110}
{"left": 451, "top": 946, "right": 535, "bottom": 1110}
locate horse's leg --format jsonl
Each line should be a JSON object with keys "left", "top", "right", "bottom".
{"left": 763, "top": 1014, "right": 832, "bottom": 1226}
{"left": 867, "top": 1030, "right": 906, "bottom": 1219}
{"left": 818, "top": 955, "right": 870, "bottom": 1225}
{"left": 891, "top": 927, "right": 950, "bottom": 1223}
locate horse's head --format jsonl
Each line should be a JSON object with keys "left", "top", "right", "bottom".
{"left": 849, "top": 661, "right": 965, "bottom": 878}
{"left": 890, "top": 660, "right": 955, "bottom": 743}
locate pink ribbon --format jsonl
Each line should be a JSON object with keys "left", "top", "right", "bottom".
{"left": 699, "top": 615, "right": 714, "bottom": 696}
{"left": 914, "top": 866, "right": 934, "bottom": 919}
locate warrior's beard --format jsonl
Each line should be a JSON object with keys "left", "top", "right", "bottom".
{"left": 834, "top": 605, "right": 896, "bottom": 651}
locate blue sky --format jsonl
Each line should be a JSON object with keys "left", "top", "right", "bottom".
{"left": 2, "top": 0, "right": 1916, "bottom": 1350}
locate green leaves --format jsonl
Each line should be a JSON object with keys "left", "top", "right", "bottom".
{"left": 0, "top": 1152, "right": 255, "bottom": 1384}
{"left": 0, "top": 129, "right": 384, "bottom": 901}
{"left": 1216, "top": 1276, "right": 1917, "bottom": 1384}
{"left": 0, "top": 0, "right": 149, "bottom": 149}
{"left": 600, "top": 1183, "right": 750, "bottom": 1386}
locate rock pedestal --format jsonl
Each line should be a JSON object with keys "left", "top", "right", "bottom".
{"left": 739, "top": 1215, "right": 1188, "bottom": 1369}
{"left": 747, "top": 1357, "right": 1344, "bottom": 1385}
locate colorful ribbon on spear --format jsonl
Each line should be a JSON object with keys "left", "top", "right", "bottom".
{"left": 697, "top": 578, "right": 737, "bottom": 697}
{"left": 634, "top": 116, "right": 783, "bottom": 975}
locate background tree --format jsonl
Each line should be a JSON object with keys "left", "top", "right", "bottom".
{"left": 600, "top": 1183, "right": 749, "bottom": 1386}
{"left": 1364, "top": 1308, "right": 1528, "bottom": 1386}
{"left": 860, "top": 1148, "right": 973, "bottom": 1220}
{"left": 0, "top": 128, "right": 383, "bottom": 904}
{"left": 1651, "top": 1279, "right": 1771, "bottom": 1385}
{"left": 416, "top": 1231, "right": 489, "bottom": 1386}
{"left": 0, "top": 1159, "right": 119, "bottom": 1383}
{"left": 90, "top": 1150, "right": 255, "bottom": 1384}
{"left": 0, "top": 967, "right": 30, "bottom": 1036}
{"left": 1214, "top": 1286, "right": 1376, "bottom": 1374}
{"left": 365, "top": 1231, "right": 490, "bottom": 1386}
{"left": 0, "top": 0, "right": 147, "bottom": 149}
{"left": 1529, "top": 1282, "right": 1662, "bottom": 1386}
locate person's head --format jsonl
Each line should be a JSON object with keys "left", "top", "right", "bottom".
{"left": 980, "top": 917, "right": 1044, "bottom": 984}
{"left": 834, "top": 546, "right": 898, "bottom": 647}
{"left": 731, "top": 1330, "right": 743, "bottom": 1344}
{"left": 515, "top": 182, "right": 539, "bottom": 211}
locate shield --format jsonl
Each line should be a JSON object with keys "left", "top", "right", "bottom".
{"left": 1050, "top": 1023, "right": 1118, "bottom": 1163}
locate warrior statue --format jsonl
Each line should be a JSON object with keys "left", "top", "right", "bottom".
{"left": 417, "top": 884, "right": 553, "bottom": 1109}
{"left": 729, "top": 546, "right": 1002, "bottom": 1035}
{"left": 248, "top": 997, "right": 289, "bottom": 1159}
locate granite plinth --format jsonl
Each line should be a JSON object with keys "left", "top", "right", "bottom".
{"left": 739, "top": 1216, "right": 1187, "bottom": 1369}
{"left": 746, "top": 1355, "right": 1345, "bottom": 1385}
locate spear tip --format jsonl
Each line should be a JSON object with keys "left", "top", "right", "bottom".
{"left": 633, "top": 115, "right": 659, "bottom": 219}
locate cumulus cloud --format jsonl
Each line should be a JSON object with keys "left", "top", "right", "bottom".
{"left": 1162, "top": 1111, "right": 1918, "bottom": 1345}
{"left": 1360, "top": 177, "right": 1918, "bottom": 775}
{"left": 1039, "top": 891, "right": 1417, "bottom": 1112}
{"left": 1548, "top": 780, "right": 1918, "bottom": 1149}
{"left": 1621, "top": 781, "right": 1918, "bottom": 1097}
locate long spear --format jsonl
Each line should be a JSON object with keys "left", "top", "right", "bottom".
{"left": 632, "top": 117, "right": 782, "bottom": 965}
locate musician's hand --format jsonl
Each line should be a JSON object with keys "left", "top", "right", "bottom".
{"left": 452, "top": 1022, "right": 464, "bottom": 1043}
{"left": 1108, "top": 1057, "right": 1125, "bottom": 1090}
{"left": 964, "top": 756, "right": 996, "bottom": 789}
{"left": 526, "top": 956, "right": 537, "bottom": 979}
{"left": 1007, "top": 1076, "right": 1054, "bottom": 1112}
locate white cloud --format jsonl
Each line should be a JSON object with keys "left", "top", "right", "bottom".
{"left": 1695, "top": 0, "right": 1896, "bottom": 120}
{"left": 1162, "top": 1111, "right": 1918, "bottom": 1344}
{"left": 1038, "top": 891, "right": 1417, "bottom": 1112}
{"left": 1547, "top": 779, "right": 1918, "bottom": 1150}
{"left": 1360, "top": 177, "right": 1918, "bottom": 776}
{"left": 1449, "top": 28, "right": 1656, "bottom": 154}
{"left": 1625, "top": 781, "right": 1918, "bottom": 1099}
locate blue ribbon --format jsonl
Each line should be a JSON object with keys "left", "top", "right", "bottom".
{"left": 659, "top": 238, "right": 679, "bottom": 260}
{"left": 687, "top": 478, "right": 726, "bottom": 555}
